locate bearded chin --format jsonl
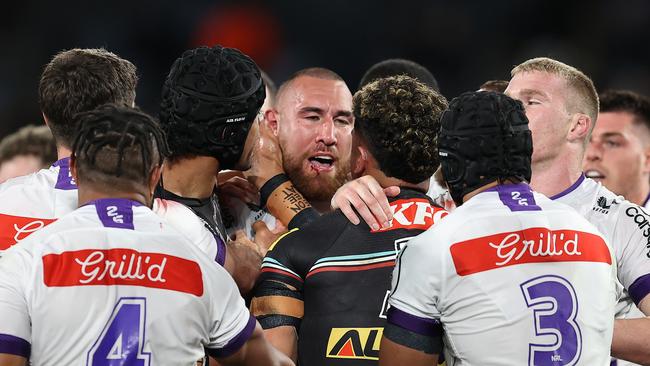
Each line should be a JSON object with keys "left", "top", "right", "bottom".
{"left": 283, "top": 158, "right": 350, "bottom": 203}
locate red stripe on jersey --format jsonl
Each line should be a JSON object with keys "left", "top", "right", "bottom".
{"left": 450, "top": 228, "right": 611, "bottom": 276}
{"left": 372, "top": 199, "right": 447, "bottom": 233}
{"left": 0, "top": 213, "right": 56, "bottom": 250}
{"left": 306, "top": 260, "right": 396, "bottom": 278}
{"left": 42, "top": 248, "right": 204, "bottom": 296}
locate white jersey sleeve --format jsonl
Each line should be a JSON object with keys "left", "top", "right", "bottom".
{"left": 0, "top": 245, "right": 32, "bottom": 355}
{"left": 153, "top": 198, "right": 223, "bottom": 264}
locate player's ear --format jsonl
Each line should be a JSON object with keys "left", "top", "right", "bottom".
{"left": 70, "top": 155, "right": 78, "bottom": 183}
{"left": 568, "top": 113, "right": 591, "bottom": 143}
{"left": 149, "top": 164, "right": 163, "bottom": 196}
{"left": 353, "top": 145, "right": 368, "bottom": 177}
{"left": 266, "top": 109, "right": 280, "bottom": 137}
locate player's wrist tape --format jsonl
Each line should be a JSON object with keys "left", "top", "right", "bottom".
{"left": 288, "top": 207, "right": 319, "bottom": 229}
{"left": 260, "top": 173, "right": 289, "bottom": 208}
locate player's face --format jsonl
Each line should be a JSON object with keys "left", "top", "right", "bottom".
{"left": 583, "top": 111, "right": 650, "bottom": 199}
{"left": 275, "top": 76, "right": 354, "bottom": 202}
{"left": 506, "top": 71, "right": 573, "bottom": 167}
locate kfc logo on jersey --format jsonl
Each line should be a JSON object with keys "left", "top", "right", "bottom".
{"left": 450, "top": 228, "right": 612, "bottom": 276}
{"left": 42, "top": 249, "right": 203, "bottom": 296}
{"left": 373, "top": 199, "right": 447, "bottom": 232}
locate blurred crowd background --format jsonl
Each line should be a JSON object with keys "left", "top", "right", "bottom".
{"left": 1, "top": 0, "right": 649, "bottom": 138}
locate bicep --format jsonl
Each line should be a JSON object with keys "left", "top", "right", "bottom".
{"left": 378, "top": 334, "right": 438, "bottom": 366}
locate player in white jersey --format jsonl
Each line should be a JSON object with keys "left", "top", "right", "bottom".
{"left": 0, "top": 105, "right": 292, "bottom": 366}
{"left": 0, "top": 48, "right": 137, "bottom": 256}
{"left": 379, "top": 91, "right": 619, "bottom": 365}
{"left": 506, "top": 57, "right": 650, "bottom": 364}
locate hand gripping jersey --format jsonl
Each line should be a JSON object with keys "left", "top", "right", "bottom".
{"left": 252, "top": 189, "right": 447, "bottom": 365}
{"left": 0, "top": 198, "right": 254, "bottom": 365}
{"left": 388, "top": 183, "right": 620, "bottom": 365}
{"left": 0, "top": 158, "right": 77, "bottom": 256}
{"left": 223, "top": 199, "right": 277, "bottom": 240}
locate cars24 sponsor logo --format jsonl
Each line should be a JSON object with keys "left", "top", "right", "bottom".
{"left": 625, "top": 206, "right": 650, "bottom": 257}
{"left": 326, "top": 328, "right": 382, "bottom": 360}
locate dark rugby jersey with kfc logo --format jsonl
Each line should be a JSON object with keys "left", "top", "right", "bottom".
{"left": 251, "top": 189, "right": 447, "bottom": 365}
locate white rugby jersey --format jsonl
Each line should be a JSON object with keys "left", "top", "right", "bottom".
{"left": 552, "top": 175, "right": 650, "bottom": 310}
{"left": 224, "top": 199, "right": 277, "bottom": 239}
{"left": 0, "top": 158, "right": 224, "bottom": 264}
{"left": 388, "top": 183, "right": 620, "bottom": 365}
{"left": 0, "top": 158, "right": 77, "bottom": 254}
{"left": 0, "top": 198, "right": 253, "bottom": 365}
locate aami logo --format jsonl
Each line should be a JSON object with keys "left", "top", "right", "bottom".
{"left": 106, "top": 206, "right": 124, "bottom": 224}
{"left": 326, "top": 328, "right": 383, "bottom": 360}
{"left": 373, "top": 199, "right": 447, "bottom": 233}
{"left": 0, "top": 213, "right": 56, "bottom": 250}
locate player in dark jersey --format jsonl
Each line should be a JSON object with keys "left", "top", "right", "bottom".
{"left": 251, "top": 75, "right": 448, "bottom": 365}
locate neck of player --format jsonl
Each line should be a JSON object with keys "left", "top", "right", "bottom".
{"left": 161, "top": 156, "right": 219, "bottom": 199}
{"left": 363, "top": 166, "right": 429, "bottom": 193}
{"left": 529, "top": 150, "right": 584, "bottom": 198}
{"left": 77, "top": 183, "right": 151, "bottom": 208}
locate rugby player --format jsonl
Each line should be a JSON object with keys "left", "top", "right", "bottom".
{"left": 0, "top": 105, "right": 293, "bottom": 366}
{"left": 506, "top": 58, "right": 650, "bottom": 364}
{"left": 583, "top": 90, "right": 650, "bottom": 208}
{"left": 0, "top": 48, "right": 137, "bottom": 255}
{"left": 251, "top": 75, "right": 448, "bottom": 365}
{"left": 380, "top": 91, "right": 619, "bottom": 365}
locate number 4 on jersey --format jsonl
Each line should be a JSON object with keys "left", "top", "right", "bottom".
{"left": 87, "top": 297, "right": 151, "bottom": 366}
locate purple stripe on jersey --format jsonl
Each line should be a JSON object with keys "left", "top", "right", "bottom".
{"left": 550, "top": 174, "right": 585, "bottom": 200}
{"left": 386, "top": 307, "right": 442, "bottom": 337}
{"left": 52, "top": 157, "right": 77, "bottom": 190}
{"left": 0, "top": 333, "right": 30, "bottom": 358}
{"left": 207, "top": 314, "right": 256, "bottom": 358}
{"left": 214, "top": 234, "right": 226, "bottom": 266}
{"left": 486, "top": 183, "right": 541, "bottom": 212}
{"left": 629, "top": 273, "right": 650, "bottom": 306}
{"left": 87, "top": 198, "right": 144, "bottom": 230}
{"left": 611, "top": 359, "right": 618, "bottom": 366}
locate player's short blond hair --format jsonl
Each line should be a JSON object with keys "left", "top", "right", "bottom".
{"left": 511, "top": 57, "right": 599, "bottom": 125}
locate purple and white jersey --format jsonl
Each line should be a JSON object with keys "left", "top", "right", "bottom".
{"left": 0, "top": 198, "right": 253, "bottom": 365}
{"left": 552, "top": 175, "right": 650, "bottom": 312}
{"left": 388, "top": 183, "right": 620, "bottom": 365}
{"left": 0, "top": 158, "right": 77, "bottom": 255}
{"left": 0, "top": 157, "right": 224, "bottom": 264}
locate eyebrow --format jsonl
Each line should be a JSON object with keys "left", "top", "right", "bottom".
{"left": 298, "top": 107, "right": 353, "bottom": 118}
{"left": 599, "top": 132, "right": 625, "bottom": 139}
{"left": 517, "top": 88, "right": 548, "bottom": 99}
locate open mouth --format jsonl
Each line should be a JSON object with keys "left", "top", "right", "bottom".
{"left": 308, "top": 155, "right": 335, "bottom": 172}
{"left": 585, "top": 170, "right": 605, "bottom": 179}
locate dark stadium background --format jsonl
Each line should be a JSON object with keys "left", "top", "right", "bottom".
{"left": 1, "top": 0, "right": 649, "bottom": 137}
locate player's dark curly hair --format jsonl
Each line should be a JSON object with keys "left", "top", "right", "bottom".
{"left": 39, "top": 48, "right": 137, "bottom": 149}
{"left": 353, "top": 75, "right": 448, "bottom": 184}
{"left": 71, "top": 104, "right": 169, "bottom": 190}
{"left": 159, "top": 46, "right": 265, "bottom": 168}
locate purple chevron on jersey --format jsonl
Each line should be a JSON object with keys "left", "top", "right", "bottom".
{"left": 89, "top": 198, "right": 143, "bottom": 230}
{"left": 487, "top": 183, "right": 541, "bottom": 212}
{"left": 52, "top": 158, "right": 77, "bottom": 191}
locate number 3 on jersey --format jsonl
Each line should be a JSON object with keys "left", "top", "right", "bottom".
{"left": 520, "top": 275, "right": 582, "bottom": 366}
{"left": 87, "top": 297, "right": 151, "bottom": 366}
